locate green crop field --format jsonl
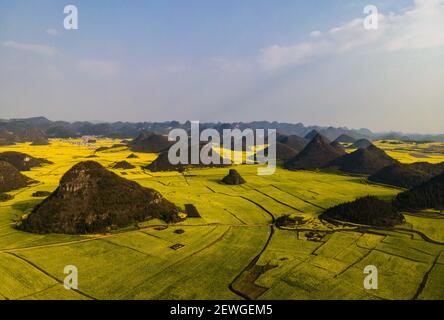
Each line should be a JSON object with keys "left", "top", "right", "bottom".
{"left": 0, "top": 139, "right": 443, "bottom": 300}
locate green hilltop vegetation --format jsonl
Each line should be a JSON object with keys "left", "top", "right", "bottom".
{"left": 0, "top": 135, "right": 443, "bottom": 300}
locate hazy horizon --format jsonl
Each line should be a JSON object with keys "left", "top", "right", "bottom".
{"left": 1, "top": 0, "right": 443, "bottom": 134}
{"left": 3, "top": 114, "right": 444, "bottom": 137}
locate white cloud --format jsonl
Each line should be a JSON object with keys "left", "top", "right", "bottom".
{"left": 259, "top": 0, "right": 444, "bottom": 70}
{"left": 0, "top": 40, "right": 58, "bottom": 56}
{"left": 259, "top": 40, "right": 333, "bottom": 70}
{"left": 209, "top": 57, "right": 253, "bottom": 72}
{"left": 46, "top": 28, "right": 60, "bottom": 36}
{"left": 76, "top": 59, "right": 119, "bottom": 77}
{"left": 384, "top": 0, "right": 444, "bottom": 51}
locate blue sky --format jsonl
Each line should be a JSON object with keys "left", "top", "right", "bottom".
{"left": 1, "top": 0, "right": 443, "bottom": 133}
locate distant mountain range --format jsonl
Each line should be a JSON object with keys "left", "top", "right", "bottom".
{"left": 0, "top": 117, "right": 443, "bottom": 142}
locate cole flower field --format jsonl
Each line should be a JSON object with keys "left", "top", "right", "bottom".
{"left": 0, "top": 139, "right": 443, "bottom": 300}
